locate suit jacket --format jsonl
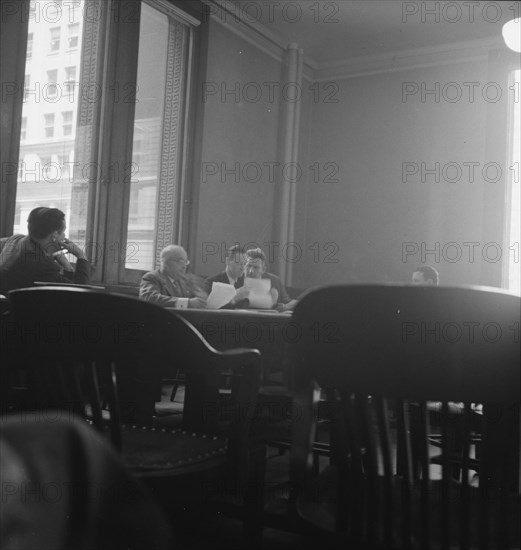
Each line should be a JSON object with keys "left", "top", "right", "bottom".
{"left": 264, "top": 272, "right": 291, "bottom": 304}
{"left": 0, "top": 235, "right": 91, "bottom": 295}
{"left": 139, "top": 269, "right": 198, "bottom": 308}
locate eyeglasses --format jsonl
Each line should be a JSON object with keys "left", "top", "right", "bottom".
{"left": 170, "top": 257, "right": 190, "bottom": 266}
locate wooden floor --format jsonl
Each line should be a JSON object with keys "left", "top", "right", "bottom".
{"left": 156, "top": 383, "right": 320, "bottom": 549}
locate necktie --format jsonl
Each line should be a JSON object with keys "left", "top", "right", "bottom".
{"left": 171, "top": 280, "right": 180, "bottom": 296}
{"left": 174, "top": 279, "right": 186, "bottom": 297}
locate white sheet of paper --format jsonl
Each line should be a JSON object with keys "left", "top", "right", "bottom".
{"left": 206, "top": 282, "right": 236, "bottom": 309}
{"left": 248, "top": 293, "right": 274, "bottom": 309}
{"left": 243, "top": 277, "right": 271, "bottom": 293}
{"left": 244, "top": 277, "right": 273, "bottom": 309}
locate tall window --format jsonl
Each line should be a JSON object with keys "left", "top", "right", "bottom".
{"left": 23, "top": 75, "right": 31, "bottom": 101}
{"left": 49, "top": 27, "right": 60, "bottom": 52}
{"left": 44, "top": 113, "right": 55, "bottom": 138}
{"left": 21, "top": 117, "right": 27, "bottom": 142}
{"left": 64, "top": 66, "right": 76, "bottom": 83}
{"left": 507, "top": 69, "right": 520, "bottom": 296}
{"left": 67, "top": 23, "right": 79, "bottom": 49}
{"left": 126, "top": 1, "right": 192, "bottom": 272}
{"left": 13, "top": 0, "right": 198, "bottom": 284}
{"left": 46, "top": 69, "right": 58, "bottom": 97}
{"left": 62, "top": 111, "right": 73, "bottom": 136}
{"left": 14, "top": 0, "right": 85, "bottom": 235}
{"left": 27, "top": 33, "right": 33, "bottom": 60}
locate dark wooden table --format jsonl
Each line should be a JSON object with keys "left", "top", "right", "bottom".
{"left": 170, "top": 308, "right": 296, "bottom": 384}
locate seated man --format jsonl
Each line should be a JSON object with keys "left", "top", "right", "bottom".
{"left": 411, "top": 265, "right": 439, "bottom": 286}
{"left": 205, "top": 244, "right": 251, "bottom": 308}
{"left": 244, "top": 247, "right": 298, "bottom": 311}
{"left": 139, "top": 245, "right": 206, "bottom": 308}
{"left": 0, "top": 207, "right": 90, "bottom": 294}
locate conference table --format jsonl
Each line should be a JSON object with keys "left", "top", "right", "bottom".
{"left": 170, "top": 308, "right": 296, "bottom": 385}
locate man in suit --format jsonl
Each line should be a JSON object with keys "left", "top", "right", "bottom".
{"left": 411, "top": 265, "right": 439, "bottom": 286}
{"left": 205, "top": 244, "right": 251, "bottom": 307}
{"left": 244, "top": 247, "right": 298, "bottom": 311}
{"left": 205, "top": 244, "right": 246, "bottom": 290}
{"left": 0, "top": 207, "right": 90, "bottom": 294}
{"left": 139, "top": 245, "right": 206, "bottom": 308}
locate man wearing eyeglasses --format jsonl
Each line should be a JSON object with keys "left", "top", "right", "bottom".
{"left": 139, "top": 245, "right": 207, "bottom": 308}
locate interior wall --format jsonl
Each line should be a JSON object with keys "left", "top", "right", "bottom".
{"left": 294, "top": 55, "right": 513, "bottom": 288}
{"left": 191, "top": 20, "right": 285, "bottom": 277}
{"left": 191, "top": 13, "right": 514, "bottom": 290}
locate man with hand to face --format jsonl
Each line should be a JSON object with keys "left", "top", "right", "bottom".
{"left": 0, "top": 207, "right": 90, "bottom": 294}
{"left": 139, "top": 245, "right": 207, "bottom": 309}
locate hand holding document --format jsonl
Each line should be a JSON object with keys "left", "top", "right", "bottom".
{"left": 243, "top": 277, "right": 274, "bottom": 309}
{"left": 206, "top": 278, "right": 276, "bottom": 309}
{"left": 206, "top": 282, "right": 237, "bottom": 309}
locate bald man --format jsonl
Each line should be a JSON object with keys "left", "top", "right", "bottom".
{"left": 139, "top": 245, "right": 206, "bottom": 308}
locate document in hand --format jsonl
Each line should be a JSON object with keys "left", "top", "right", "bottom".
{"left": 206, "top": 282, "right": 237, "bottom": 309}
{"left": 244, "top": 277, "right": 273, "bottom": 309}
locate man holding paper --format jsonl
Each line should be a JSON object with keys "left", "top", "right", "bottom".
{"left": 205, "top": 245, "right": 251, "bottom": 309}
{"left": 205, "top": 244, "right": 247, "bottom": 289}
{"left": 243, "top": 248, "right": 298, "bottom": 311}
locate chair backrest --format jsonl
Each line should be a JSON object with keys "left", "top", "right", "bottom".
{"left": 5, "top": 287, "right": 262, "bottom": 466}
{"left": 290, "top": 284, "right": 520, "bottom": 549}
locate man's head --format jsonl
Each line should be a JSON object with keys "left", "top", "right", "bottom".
{"left": 412, "top": 266, "right": 439, "bottom": 286}
{"left": 27, "top": 207, "right": 66, "bottom": 243}
{"left": 225, "top": 245, "right": 246, "bottom": 280}
{"left": 160, "top": 245, "right": 189, "bottom": 280}
{"left": 244, "top": 248, "right": 267, "bottom": 279}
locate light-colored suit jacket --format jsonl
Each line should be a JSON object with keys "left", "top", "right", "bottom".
{"left": 139, "top": 269, "right": 196, "bottom": 308}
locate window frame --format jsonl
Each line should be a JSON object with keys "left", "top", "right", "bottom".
{"left": 120, "top": 0, "right": 200, "bottom": 282}
{"left": 43, "top": 113, "right": 55, "bottom": 138}
{"left": 62, "top": 110, "right": 73, "bottom": 136}
{"left": 503, "top": 67, "right": 521, "bottom": 295}
{"left": 87, "top": 0, "right": 201, "bottom": 285}
{"left": 27, "top": 32, "right": 33, "bottom": 60}
{"left": 2, "top": 0, "right": 202, "bottom": 284}
{"left": 49, "top": 26, "right": 61, "bottom": 52}
{"left": 67, "top": 22, "right": 80, "bottom": 49}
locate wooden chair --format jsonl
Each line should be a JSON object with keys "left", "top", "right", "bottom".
{"left": 288, "top": 284, "right": 520, "bottom": 549}
{"left": 5, "top": 286, "right": 264, "bottom": 540}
